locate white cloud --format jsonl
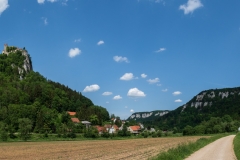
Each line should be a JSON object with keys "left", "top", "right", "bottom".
{"left": 156, "top": 48, "right": 166, "bottom": 53}
{"left": 120, "top": 73, "right": 134, "bottom": 81}
{"left": 175, "top": 99, "right": 182, "bottom": 102}
{"left": 41, "top": 17, "right": 48, "bottom": 25}
{"left": 102, "top": 92, "right": 112, "bottom": 96}
{"left": 130, "top": 109, "right": 134, "bottom": 113}
{"left": 147, "top": 78, "right": 160, "bottom": 84}
{"left": 127, "top": 88, "right": 146, "bottom": 97}
{"left": 47, "top": 0, "right": 57, "bottom": 2}
{"left": 0, "top": 0, "right": 8, "bottom": 15}
{"left": 68, "top": 48, "right": 81, "bottom": 58}
{"left": 74, "top": 39, "right": 81, "bottom": 43}
{"left": 157, "top": 84, "right": 161, "bottom": 86}
{"left": 141, "top": 73, "right": 147, "bottom": 78}
{"left": 162, "top": 89, "right": 168, "bottom": 92}
{"left": 97, "top": 40, "right": 104, "bottom": 45}
{"left": 83, "top": 84, "right": 100, "bottom": 92}
{"left": 37, "top": 0, "right": 45, "bottom": 4}
{"left": 125, "top": 106, "right": 128, "bottom": 108}
{"left": 113, "top": 56, "right": 129, "bottom": 63}
{"left": 113, "top": 95, "right": 122, "bottom": 100}
{"left": 106, "top": 101, "right": 109, "bottom": 104}
{"left": 179, "top": 0, "right": 203, "bottom": 15}
{"left": 173, "top": 91, "right": 182, "bottom": 96}
{"left": 37, "top": 0, "right": 58, "bottom": 4}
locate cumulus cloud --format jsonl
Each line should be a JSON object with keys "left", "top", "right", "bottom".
{"left": 83, "top": 84, "right": 100, "bottom": 92}
{"left": 127, "top": 88, "right": 146, "bottom": 97}
{"left": 141, "top": 73, "right": 147, "bottom": 78}
{"left": 175, "top": 99, "right": 182, "bottom": 102}
{"left": 179, "top": 0, "right": 203, "bottom": 15}
{"left": 97, "top": 40, "right": 104, "bottom": 45}
{"left": 147, "top": 78, "right": 160, "bottom": 84}
{"left": 113, "top": 56, "right": 129, "bottom": 63}
{"left": 37, "top": 0, "right": 45, "bottom": 4}
{"left": 106, "top": 101, "right": 109, "bottom": 104}
{"left": 162, "top": 89, "right": 168, "bottom": 92}
{"left": 130, "top": 109, "right": 134, "bottom": 113}
{"left": 120, "top": 73, "right": 134, "bottom": 81}
{"left": 0, "top": 0, "right": 9, "bottom": 15}
{"left": 102, "top": 92, "right": 112, "bottom": 96}
{"left": 173, "top": 91, "right": 182, "bottom": 96}
{"left": 113, "top": 95, "right": 122, "bottom": 100}
{"left": 68, "top": 48, "right": 81, "bottom": 58}
{"left": 155, "top": 48, "right": 166, "bottom": 53}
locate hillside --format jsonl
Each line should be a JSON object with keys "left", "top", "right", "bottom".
{"left": 128, "top": 87, "right": 240, "bottom": 130}
{"left": 0, "top": 44, "right": 109, "bottom": 133}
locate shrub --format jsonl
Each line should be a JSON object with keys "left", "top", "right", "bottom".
{"left": 144, "top": 132, "right": 148, "bottom": 138}
{"left": 152, "top": 132, "right": 157, "bottom": 138}
{"left": 157, "top": 130, "right": 162, "bottom": 137}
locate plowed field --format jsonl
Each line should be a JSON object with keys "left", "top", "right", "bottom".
{"left": 0, "top": 136, "right": 205, "bottom": 160}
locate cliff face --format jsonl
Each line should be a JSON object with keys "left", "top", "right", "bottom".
{"left": 127, "top": 110, "right": 170, "bottom": 122}
{"left": 2, "top": 44, "right": 33, "bottom": 78}
{"left": 21, "top": 50, "right": 33, "bottom": 73}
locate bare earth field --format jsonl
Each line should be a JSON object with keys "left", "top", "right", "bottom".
{"left": 0, "top": 136, "right": 205, "bottom": 160}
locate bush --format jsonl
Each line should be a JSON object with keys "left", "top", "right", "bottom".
{"left": 102, "top": 132, "right": 110, "bottom": 138}
{"left": 152, "top": 132, "right": 157, "bottom": 138}
{"left": 144, "top": 132, "right": 148, "bottom": 138}
{"left": 157, "top": 130, "right": 162, "bottom": 137}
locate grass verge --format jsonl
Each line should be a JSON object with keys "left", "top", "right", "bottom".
{"left": 150, "top": 133, "right": 231, "bottom": 160}
{"left": 234, "top": 133, "right": 240, "bottom": 160}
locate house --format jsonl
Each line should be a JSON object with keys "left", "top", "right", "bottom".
{"left": 104, "top": 124, "right": 119, "bottom": 133}
{"left": 71, "top": 118, "right": 80, "bottom": 123}
{"left": 81, "top": 121, "right": 91, "bottom": 128}
{"left": 128, "top": 126, "right": 141, "bottom": 134}
{"left": 95, "top": 125, "right": 106, "bottom": 134}
{"left": 67, "top": 111, "right": 76, "bottom": 116}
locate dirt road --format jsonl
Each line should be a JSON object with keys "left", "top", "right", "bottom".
{"left": 185, "top": 135, "right": 237, "bottom": 160}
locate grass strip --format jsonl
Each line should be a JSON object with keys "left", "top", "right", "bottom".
{"left": 151, "top": 133, "right": 231, "bottom": 160}
{"left": 233, "top": 133, "right": 240, "bottom": 160}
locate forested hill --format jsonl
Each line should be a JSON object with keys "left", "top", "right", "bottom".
{"left": 0, "top": 45, "right": 109, "bottom": 133}
{"left": 131, "top": 87, "right": 240, "bottom": 130}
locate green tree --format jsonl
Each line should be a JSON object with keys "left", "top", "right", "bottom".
{"left": 18, "top": 118, "right": 32, "bottom": 141}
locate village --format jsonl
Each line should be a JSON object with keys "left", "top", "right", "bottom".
{"left": 67, "top": 111, "right": 155, "bottom": 135}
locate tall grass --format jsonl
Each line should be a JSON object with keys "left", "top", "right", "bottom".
{"left": 234, "top": 133, "right": 240, "bottom": 160}
{"left": 151, "top": 133, "right": 230, "bottom": 160}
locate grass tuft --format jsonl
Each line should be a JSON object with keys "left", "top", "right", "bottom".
{"left": 233, "top": 133, "right": 240, "bottom": 160}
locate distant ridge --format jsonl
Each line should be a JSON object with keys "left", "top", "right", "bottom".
{"left": 127, "top": 87, "right": 240, "bottom": 130}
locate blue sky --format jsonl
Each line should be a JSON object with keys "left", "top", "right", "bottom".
{"left": 1, "top": 0, "right": 240, "bottom": 119}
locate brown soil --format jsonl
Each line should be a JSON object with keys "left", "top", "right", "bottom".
{"left": 0, "top": 136, "right": 205, "bottom": 160}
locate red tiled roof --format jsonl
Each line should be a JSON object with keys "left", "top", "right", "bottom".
{"left": 95, "top": 126, "right": 106, "bottom": 132}
{"left": 68, "top": 111, "right": 76, "bottom": 116}
{"left": 71, "top": 118, "right": 80, "bottom": 123}
{"left": 113, "top": 125, "right": 119, "bottom": 130}
{"left": 129, "top": 126, "right": 141, "bottom": 131}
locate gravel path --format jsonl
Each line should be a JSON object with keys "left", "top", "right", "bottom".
{"left": 185, "top": 135, "right": 237, "bottom": 160}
